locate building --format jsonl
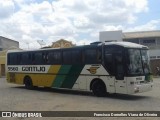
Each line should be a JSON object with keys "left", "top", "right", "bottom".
{"left": 0, "top": 36, "right": 19, "bottom": 77}
{"left": 0, "top": 36, "right": 19, "bottom": 51}
{"left": 100, "top": 30, "right": 160, "bottom": 75}
{"left": 51, "top": 39, "right": 75, "bottom": 48}
{"left": 123, "top": 31, "right": 160, "bottom": 59}
{"left": 0, "top": 50, "right": 6, "bottom": 77}
{"left": 99, "top": 30, "right": 123, "bottom": 42}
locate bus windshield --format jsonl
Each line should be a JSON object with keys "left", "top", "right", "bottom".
{"left": 141, "top": 49, "right": 150, "bottom": 74}
{"left": 127, "top": 49, "right": 150, "bottom": 75}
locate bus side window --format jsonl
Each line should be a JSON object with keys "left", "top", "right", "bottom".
{"left": 8, "top": 54, "right": 14, "bottom": 65}
{"left": 97, "top": 48, "right": 102, "bottom": 63}
{"left": 72, "top": 50, "right": 81, "bottom": 64}
{"left": 63, "top": 50, "right": 71, "bottom": 64}
{"left": 54, "top": 51, "right": 61, "bottom": 64}
{"left": 104, "top": 46, "right": 114, "bottom": 75}
{"left": 84, "top": 49, "right": 97, "bottom": 64}
{"left": 7, "top": 54, "right": 10, "bottom": 65}
{"left": 16, "top": 53, "right": 21, "bottom": 65}
{"left": 34, "top": 52, "right": 43, "bottom": 65}
{"left": 21, "top": 53, "right": 31, "bottom": 65}
{"left": 32, "top": 53, "right": 35, "bottom": 64}
{"left": 28, "top": 53, "right": 32, "bottom": 64}
{"left": 45, "top": 52, "right": 49, "bottom": 64}
{"left": 41, "top": 53, "right": 46, "bottom": 64}
{"left": 48, "top": 51, "right": 62, "bottom": 64}
{"left": 114, "top": 53, "right": 124, "bottom": 80}
{"left": 48, "top": 52, "right": 53, "bottom": 64}
{"left": 104, "top": 53, "right": 114, "bottom": 75}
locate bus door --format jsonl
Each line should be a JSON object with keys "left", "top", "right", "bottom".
{"left": 114, "top": 52, "right": 127, "bottom": 94}
{"left": 104, "top": 46, "right": 127, "bottom": 94}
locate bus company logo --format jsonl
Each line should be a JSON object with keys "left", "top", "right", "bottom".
{"left": 87, "top": 67, "right": 99, "bottom": 74}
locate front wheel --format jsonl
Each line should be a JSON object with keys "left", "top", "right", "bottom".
{"left": 92, "top": 81, "right": 106, "bottom": 97}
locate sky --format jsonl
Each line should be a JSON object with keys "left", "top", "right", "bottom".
{"left": 0, "top": 0, "right": 160, "bottom": 49}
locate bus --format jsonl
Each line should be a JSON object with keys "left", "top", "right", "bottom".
{"left": 6, "top": 41, "right": 153, "bottom": 96}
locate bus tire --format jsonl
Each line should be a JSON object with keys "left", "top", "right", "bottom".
{"left": 92, "top": 80, "right": 106, "bottom": 97}
{"left": 24, "top": 77, "right": 33, "bottom": 90}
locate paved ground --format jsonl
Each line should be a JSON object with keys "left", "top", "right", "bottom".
{"left": 0, "top": 77, "right": 160, "bottom": 120}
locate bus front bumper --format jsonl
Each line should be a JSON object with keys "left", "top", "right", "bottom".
{"left": 128, "top": 83, "right": 153, "bottom": 94}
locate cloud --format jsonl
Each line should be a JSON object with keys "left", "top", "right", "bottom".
{"left": 53, "top": 0, "right": 148, "bottom": 24}
{"left": 125, "top": 20, "right": 160, "bottom": 32}
{"left": 0, "top": 0, "right": 15, "bottom": 19}
{"left": 123, "top": 0, "right": 148, "bottom": 13}
{"left": 0, "top": 0, "right": 158, "bottom": 49}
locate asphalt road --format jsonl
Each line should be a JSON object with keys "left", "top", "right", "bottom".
{"left": 0, "top": 77, "right": 160, "bottom": 120}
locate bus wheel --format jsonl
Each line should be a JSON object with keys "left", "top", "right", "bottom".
{"left": 92, "top": 81, "right": 106, "bottom": 97}
{"left": 24, "top": 77, "right": 33, "bottom": 90}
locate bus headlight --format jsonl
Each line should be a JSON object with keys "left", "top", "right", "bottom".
{"left": 134, "top": 87, "right": 139, "bottom": 93}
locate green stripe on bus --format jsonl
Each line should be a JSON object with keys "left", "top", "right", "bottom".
{"left": 61, "top": 65, "right": 84, "bottom": 88}
{"left": 52, "top": 65, "right": 71, "bottom": 88}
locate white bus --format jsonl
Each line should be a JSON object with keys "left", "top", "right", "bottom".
{"left": 6, "top": 41, "right": 153, "bottom": 96}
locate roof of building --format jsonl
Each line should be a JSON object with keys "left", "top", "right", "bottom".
{"left": 0, "top": 36, "right": 18, "bottom": 43}
{"left": 52, "top": 39, "right": 72, "bottom": 44}
{"left": 123, "top": 30, "right": 160, "bottom": 39}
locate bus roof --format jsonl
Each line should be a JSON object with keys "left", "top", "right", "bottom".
{"left": 7, "top": 41, "right": 148, "bottom": 53}
{"left": 104, "top": 41, "right": 148, "bottom": 49}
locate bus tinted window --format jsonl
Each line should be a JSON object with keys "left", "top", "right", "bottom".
{"left": 72, "top": 50, "right": 81, "bottom": 64}
{"left": 105, "top": 47, "right": 115, "bottom": 75}
{"left": 34, "top": 52, "right": 44, "bottom": 65}
{"left": 84, "top": 49, "right": 97, "bottom": 64}
{"left": 114, "top": 51, "right": 124, "bottom": 80}
{"left": 7, "top": 54, "right": 10, "bottom": 65}
{"left": 8, "top": 53, "right": 17, "bottom": 65}
{"left": 63, "top": 51, "right": 71, "bottom": 64}
{"left": 48, "top": 51, "right": 61, "bottom": 64}
{"left": 105, "top": 46, "right": 124, "bottom": 77}
{"left": 104, "top": 53, "right": 113, "bottom": 75}
{"left": 21, "top": 53, "right": 32, "bottom": 65}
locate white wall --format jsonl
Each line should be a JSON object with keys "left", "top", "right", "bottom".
{"left": 149, "top": 49, "right": 160, "bottom": 58}
{"left": 99, "top": 30, "right": 123, "bottom": 42}
{"left": 0, "top": 37, "right": 19, "bottom": 50}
